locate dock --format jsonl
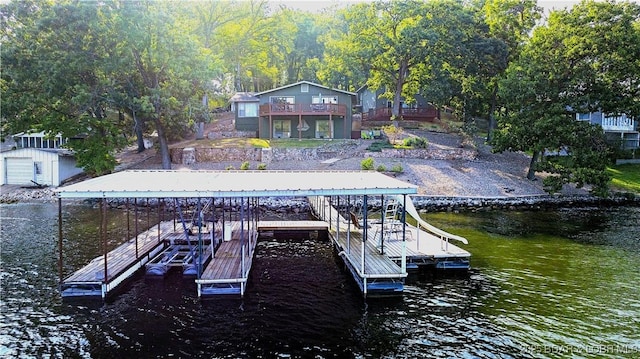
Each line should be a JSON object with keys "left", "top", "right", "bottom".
{"left": 56, "top": 170, "right": 424, "bottom": 299}
{"left": 61, "top": 221, "right": 174, "bottom": 298}
{"left": 308, "top": 194, "right": 470, "bottom": 296}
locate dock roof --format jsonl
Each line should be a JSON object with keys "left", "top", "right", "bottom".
{"left": 56, "top": 170, "right": 418, "bottom": 199}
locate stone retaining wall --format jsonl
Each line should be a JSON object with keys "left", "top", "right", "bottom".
{"left": 365, "top": 147, "right": 476, "bottom": 160}
{"left": 171, "top": 145, "right": 476, "bottom": 164}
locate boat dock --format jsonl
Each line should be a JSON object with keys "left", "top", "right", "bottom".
{"left": 309, "top": 194, "right": 470, "bottom": 295}
{"left": 56, "top": 170, "right": 469, "bottom": 299}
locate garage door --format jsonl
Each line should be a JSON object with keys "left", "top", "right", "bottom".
{"left": 5, "top": 158, "right": 34, "bottom": 185}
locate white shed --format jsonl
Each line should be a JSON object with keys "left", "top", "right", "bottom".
{"left": 0, "top": 148, "right": 83, "bottom": 187}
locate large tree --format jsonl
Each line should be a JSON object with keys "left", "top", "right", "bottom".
{"left": 493, "top": 0, "right": 640, "bottom": 195}
{"left": 1, "top": 0, "right": 127, "bottom": 175}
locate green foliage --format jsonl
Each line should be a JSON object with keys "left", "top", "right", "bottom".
{"left": 391, "top": 164, "right": 404, "bottom": 173}
{"left": 366, "top": 141, "right": 393, "bottom": 152}
{"left": 240, "top": 161, "right": 250, "bottom": 170}
{"left": 257, "top": 163, "right": 267, "bottom": 170}
{"left": 402, "top": 136, "right": 428, "bottom": 149}
{"left": 360, "top": 157, "right": 375, "bottom": 170}
{"left": 225, "top": 165, "right": 235, "bottom": 171}
{"left": 376, "top": 165, "right": 386, "bottom": 172}
{"left": 381, "top": 125, "right": 403, "bottom": 144}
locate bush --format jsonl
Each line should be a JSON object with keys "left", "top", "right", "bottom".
{"left": 361, "top": 157, "right": 375, "bottom": 170}
{"left": 240, "top": 161, "right": 250, "bottom": 170}
{"left": 257, "top": 163, "right": 267, "bottom": 170}
{"left": 403, "top": 136, "right": 428, "bottom": 149}
{"left": 366, "top": 140, "right": 393, "bottom": 152}
{"left": 391, "top": 164, "right": 403, "bottom": 173}
{"left": 376, "top": 165, "right": 387, "bottom": 172}
{"left": 225, "top": 165, "right": 235, "bottom": 170}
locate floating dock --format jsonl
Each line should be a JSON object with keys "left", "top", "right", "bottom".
{"left": 309, "top": 194, "right": 470, "bottom": 296}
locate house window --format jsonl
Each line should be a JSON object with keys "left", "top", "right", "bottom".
{"left": 316, "top": 120, "right": 332, "bottom": 139}
{"left": 312, "top": 96, "right": 337, "bottom": 104}
{"left": 238, "top": 102, "right": 258, "bottom": 117}
{"left": 270, "top": 96, "right": 295, "bottom": 112}
{"left": 301, "top": 83, "right": 309, "bottom": 92}
{"left": 577, "top": 113, "right": 591, "bottom": 121}
{"left": 273, "top": 120, "right": 291, "bottom": 138}
{"left": 34, "top": 162, "right": 42, "bottom": 175}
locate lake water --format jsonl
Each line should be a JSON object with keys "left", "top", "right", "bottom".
{"left": 1, "top": 202, "right": 639, "bottom": 358}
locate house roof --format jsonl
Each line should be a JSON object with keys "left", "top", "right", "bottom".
{"left": 229, "top": 92, "right": 259, "bottom": 102}
{"left": 0, "top": 147, "right": 74, "bottom": 156}
{"left": 255, "top": 81, "right": 357, "bottom": 97}
{"left": 55, "top": 170, "right": 418, "bottom": 199}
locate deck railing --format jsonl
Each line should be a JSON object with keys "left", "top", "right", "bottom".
{"left": 362, "top": 107, "right": 439, "bottom": 122}
{"left": 602, "top": 115, "right": 636, "bottom": 132}
{"left": 259, "top": 103, "right": 347, "bottom": 116}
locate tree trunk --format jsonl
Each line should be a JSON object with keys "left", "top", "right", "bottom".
{"left": 392, "top": 59, "right": 408, "bottom": 120}
{"left": 133, "top": 110, "right": 146, "bottom": 153}
{"left": 486, "top": 85, "right": 498, "bottom": 143}
{"left": 153, "top": 117, "right": 172, "bottom": 169}
{"left": 527, "top": 150, "right": 540, "bottom": 180}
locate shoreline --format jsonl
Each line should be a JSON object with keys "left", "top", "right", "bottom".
{"left": 3, "top": 185, "right": 638, "bottom": 212}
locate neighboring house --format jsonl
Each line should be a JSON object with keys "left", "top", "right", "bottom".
{"left": 576, "top": 112, "right": 639, "bottom": 149}
{"left": 230, "top": 81, "right": 357, "bottom": 139}
{"left": 0, "top": 132, "right": 83, "bottom": 186}
{"left": 356, "top": 85, "right": 439, "bottom": 122}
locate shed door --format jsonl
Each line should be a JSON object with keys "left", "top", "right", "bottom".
{"left": 5, "top": 158, "right": 34, "bottom": 185}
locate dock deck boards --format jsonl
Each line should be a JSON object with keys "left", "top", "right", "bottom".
{"left": 63, "top": 221, "right": 176, "bottom": 284}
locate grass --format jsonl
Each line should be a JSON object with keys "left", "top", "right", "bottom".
{"left": 607, "top": 164, "right": 640, "bottom": 193}
{"left": 171, "top": 138, "right": 270, "bottom": 149}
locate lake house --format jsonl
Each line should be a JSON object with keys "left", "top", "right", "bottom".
{"left": 577, "top": 112, "right": 639, "bottom": 149}
{"left": 231, "top": 81, "right": 357, "bottom": 139}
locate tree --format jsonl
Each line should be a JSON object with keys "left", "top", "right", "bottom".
{"left": 492, "top": 0, "right": 640, "bottom": 195}
{"left": 1, "top": 0, "right": 127, "bottom": 175}
{"left": 116, "top": 0, "right": 215, "bottom": 169}
{"left": 481, "top": 0, "right": 541, "bottom": 141}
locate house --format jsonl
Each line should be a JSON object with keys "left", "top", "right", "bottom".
{"left": 576, "top": 112, "right": 639, "bottom": 149}
{"left": 230, "top": 81, "right": 357, "bottom": 139}
{"left": 0, "top": 132, "right": 83, "bottom": 186}
{"left": 356, "top": 85, "right": 439, "bottom": 122}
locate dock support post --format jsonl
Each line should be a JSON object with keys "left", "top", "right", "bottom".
{"left": 101, "top": 198, "right": 108, "bottom": 298}
{"left": 380, "top": 195, "right": 384, "bottom": 255}
{"left": 401, "top": 194, "right": 407, "bottom": 274}
{"left": 336, "top": 196, "right": 340, "bottom": 244}
{"left": 135, "top": 198, "right": 139, "bottom": 257}
{"left": 197, "top": 198, "right": 203, "bottom": 279}
{"left": 346, "top": 195, "right": 351, "bottom": 254}
{"left": 361, "top": 195, "right": 367, "bottom": 275}
{"left": 157, "top": 198, "right": 161, "bottom": 242}
{"left": 58, "top": 198, "right": 63, "bottom": 285}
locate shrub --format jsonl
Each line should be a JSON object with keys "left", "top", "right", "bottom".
{"left": 257, "top": 163, "right": 267, "bottom": 170}
{"left": 361, "top": 157, "right": 375, "bottom": 170}
{"left": 366, "top": 140, "right": 393, "bottom": 152}
{"left": 225, "top": 165, "right": 235, "bottom": 170}
{"left": 376, "top": 165, "right": 387, "bottom": 172}
{"left": 403, "top": 136, "right": 428, "bottom": 149}
{"left": 382, "top": 124, "right": 403, "bottom": 144}
{"left": 240, "top": 161, "right": 250, "bottom": 170}
{"left": 391, "top": 164, "right": 403, "bottom": 173}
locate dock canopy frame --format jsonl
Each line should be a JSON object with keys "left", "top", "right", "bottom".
{"left": 55, "top": 170, "right": 418, "bottom": 199}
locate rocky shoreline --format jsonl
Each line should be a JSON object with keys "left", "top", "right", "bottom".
{"left": 2, "top": 185, "right": 637, "bottom": 213}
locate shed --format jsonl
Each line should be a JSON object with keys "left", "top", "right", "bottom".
{"left": 0, "top": 148, "right": 83, "bottom": 186}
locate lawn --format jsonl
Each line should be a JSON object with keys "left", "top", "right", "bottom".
{"left": 171, "top": 138, "right": 270, "bottom": 149}
{"left": 607, "top": 163, "right": 640, "bottom": 193}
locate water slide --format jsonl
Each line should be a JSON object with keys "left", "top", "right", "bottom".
{"left": 393, "top": 195, "right": 468, "bottom": 245}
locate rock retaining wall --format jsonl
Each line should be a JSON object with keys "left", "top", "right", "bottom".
{"left": 365, "top": 147, "right": 476, "bottom": 160}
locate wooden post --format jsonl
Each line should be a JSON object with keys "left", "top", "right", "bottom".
{"left": 298, "top": 114, "right": 302, "bottom": 140}
{"left": 380, "top": 194, "right": 384, "bottom": 255}
{"left": 197, "top": 198, "right": 203, "bottom": 279}
{"left": 157, "top": 197, "right": 161, "bottom": 242}
{"left": 336, "top": 196, "right": 340, "bottom": 242}
{"left": 346, "top": 195, "right": 351, "bottom": 255}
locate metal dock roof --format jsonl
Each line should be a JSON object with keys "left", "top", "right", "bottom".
{"left": 56, "top": 170, "right": 418, "bottom": 199}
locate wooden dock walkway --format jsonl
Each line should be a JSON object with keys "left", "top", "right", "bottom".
{"left": 308, "top": 196, "right": 406, "bottom": 296}
{"left": 61, "top": 221, "right": 176, "bottom": 298}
